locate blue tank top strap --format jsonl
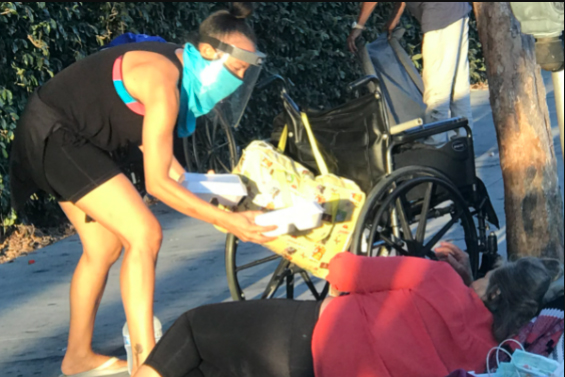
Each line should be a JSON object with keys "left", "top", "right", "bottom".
{"left": 112, "top": 55, "right": 146, "bottom": 116}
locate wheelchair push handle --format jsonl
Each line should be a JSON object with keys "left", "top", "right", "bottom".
{"left": 347, "top": 75, "right": 380, "bottom": 94}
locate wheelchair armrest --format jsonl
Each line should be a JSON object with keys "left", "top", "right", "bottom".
{"left": 389, "top": 118, "right": 424, "bottom": 135}
{"left": 347, "top": 75, "right": 379, "bottom": 94}
{"left": 392, "top": 117, "right": 472, "bottom": 144}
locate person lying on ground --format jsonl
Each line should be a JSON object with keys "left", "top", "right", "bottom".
{"left": 9, "top": 2, "right": 274, "bottom": 376}
{"left": 133, "top": 243, "right": 561, "bottom": 377}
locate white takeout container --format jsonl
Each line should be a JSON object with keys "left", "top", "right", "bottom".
{"left": 255, "top": 201, "right": 324, "bottom": 237}
{"left": 181, "top": 173, "right": 248, "bottom": 207}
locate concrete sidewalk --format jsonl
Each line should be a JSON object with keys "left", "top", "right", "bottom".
{"left": 1, "top": 73, "right": 563, "bottom": 377}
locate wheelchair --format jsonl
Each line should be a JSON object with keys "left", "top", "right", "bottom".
{"left": 224, "top": 73, "right": 500, "bottom": 301}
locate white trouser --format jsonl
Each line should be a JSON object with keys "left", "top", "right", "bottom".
{"left": 422, "top": 16, "right": 472, "bottom": 144}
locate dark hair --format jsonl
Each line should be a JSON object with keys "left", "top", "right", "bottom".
{"left": 484, "top": 257, "right": 561, "bottom": 342}
{"left": 199, "top": 2, "right": 257, "bottom": 43}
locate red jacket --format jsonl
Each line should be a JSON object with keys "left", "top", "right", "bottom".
{"left": 312, "top": 253, "right": 497, "bottom": 377}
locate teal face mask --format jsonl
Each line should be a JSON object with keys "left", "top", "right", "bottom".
{"left": 177, "top": 43, "right": 243, "bottom": 138}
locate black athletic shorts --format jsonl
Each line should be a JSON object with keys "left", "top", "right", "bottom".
{"left": 44, "top": 128, "right": 122, "bottom": 203}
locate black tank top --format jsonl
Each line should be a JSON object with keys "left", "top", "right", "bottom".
{"left": 38, "top": 42, "right": 183, "bottom": 152}
{"left": 9, "top": 42, "right": 183, "bottom": 211}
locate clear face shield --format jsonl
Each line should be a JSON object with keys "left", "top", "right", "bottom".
{"left": 199, "top": 35, "right": 266, "bottom": 130}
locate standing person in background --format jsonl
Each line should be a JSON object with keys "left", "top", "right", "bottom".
{"left": 348, "top": 2, "right": 473, "bottom": 144}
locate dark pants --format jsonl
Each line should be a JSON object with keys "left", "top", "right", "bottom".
{"left": 145, "top": 300, "right": 321, "bottom": 377}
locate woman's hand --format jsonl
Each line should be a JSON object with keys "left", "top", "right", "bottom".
{"left": 222, "top": 211, "right": 278, "bottom": 244}
{"left": 200, "top": 171, "right": 277, "bottom": 244}
{"left": 435, "top": 242, "right": 474, "bottom": 286}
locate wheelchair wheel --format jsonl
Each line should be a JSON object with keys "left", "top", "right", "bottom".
{"left": 351, "top": 166, "right": 480, "bottom": 276}
{"left": 183, "top": 117, "right": 239, "bottom": 173}
{"left": 225, "top": 234, "right": 329, "bottom": 301}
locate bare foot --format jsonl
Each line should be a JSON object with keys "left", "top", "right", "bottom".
{"left": 61, "top": 353, "right": 127, "bottom": 375}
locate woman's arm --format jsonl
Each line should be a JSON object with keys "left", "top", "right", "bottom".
{"left": 125, "top": 56, "right": 276, "bottom": 244}
{"left": 140, "top": 86, "right": 217, "bottom": 220}
{"left": 139, "top": 146, "right": 185, "bottom": 183}
{"left": 168, "top": 156, "right": 186, "bottom": 183}
{"left": 326, "top": 252, "right": 444, "bottom": 294}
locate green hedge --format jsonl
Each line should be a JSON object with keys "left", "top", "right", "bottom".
{"left": 0, "top": 2, "right": 487, "bottom": 233}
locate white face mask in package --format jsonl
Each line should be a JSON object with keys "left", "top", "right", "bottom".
{"left": 495, "top": 350, "right": 560, "bottom": 377}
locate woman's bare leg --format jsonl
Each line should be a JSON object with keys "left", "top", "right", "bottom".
{"left": 61, "top": 174, "right": 162, "bottom": 375}
{"left": 134, "top": 366, "right": 162, "bottom": 377}
{"left": 60, "top": 201, "right": 127, "bottom": 375}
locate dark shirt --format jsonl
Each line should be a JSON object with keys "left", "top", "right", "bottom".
{"left": 405, "top": 2, "right": 472, "bottom": 34}
{"left": 10, "top": 42, "right": 183, "bottom": 210}
{"left": 39, "top": 42, "right": 182, "bottom": 152}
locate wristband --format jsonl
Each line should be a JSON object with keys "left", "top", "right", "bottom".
{"left": 352, "top": 21, "right": 366, "bottom": 30}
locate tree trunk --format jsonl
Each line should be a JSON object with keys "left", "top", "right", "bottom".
{"left": 473, "top": 2, "right": 564, "bottom": 261}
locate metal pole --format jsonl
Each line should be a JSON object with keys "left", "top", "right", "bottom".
{"left": 553, "top": 70, "right": 564, "bottom": 161}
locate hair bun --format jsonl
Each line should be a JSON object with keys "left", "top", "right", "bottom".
{"left": 230, "top": 2, "right": 254, "bottom": 19}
